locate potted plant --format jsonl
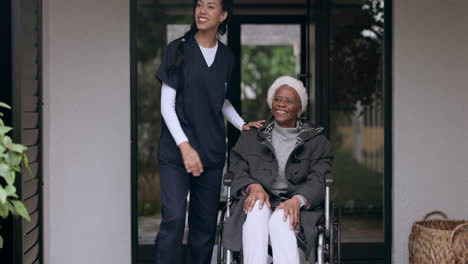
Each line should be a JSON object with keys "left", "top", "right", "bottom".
{"left": 0, "top": 102, "right": 31, "bottom": 248}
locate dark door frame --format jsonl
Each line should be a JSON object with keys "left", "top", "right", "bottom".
{"left": 130, "top": 0, "right": 137, "bottom": 262}
{"left": 384, "top": 1, "right": 393, "bottom": 263}
{"left": 130, "top": 1, "right": 393, "bottom": 263}
{"left": 319, "top": 0, "right": 393, "bottom": 263}
{"left": 322, "top": 0, "right": 393, "bottom": 263}
{"left": 0, "top": 0, "right": 14, "bottom": 260}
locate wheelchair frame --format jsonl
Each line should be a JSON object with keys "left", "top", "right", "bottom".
{"left": 216, "top": 174, "right": 341, "bottom": 264}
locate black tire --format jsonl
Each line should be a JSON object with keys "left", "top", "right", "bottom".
{"left": 217, "top": 205, "right": 244, "bottom": 264}
{"left": 328, "top": 205, "right": 343, "bottom": 264}
{"left": 329, "top": 202, "right": 335, "bottom": 263}
{"left": 336, "top": 207, "right": 341, "bottom": 264}
{"left": 235, "top": 250, "right": 243, "bottom": 264}
{"left": 217, "top": 205, "right": 228, "bottom": 264}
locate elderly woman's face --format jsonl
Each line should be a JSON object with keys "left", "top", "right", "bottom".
{"left": 272, "top": 85, "right": 302, "bottom": 128}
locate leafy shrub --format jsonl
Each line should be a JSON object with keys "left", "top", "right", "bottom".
{"left": 0, "top": 102, "right": 31, "bottom": 248}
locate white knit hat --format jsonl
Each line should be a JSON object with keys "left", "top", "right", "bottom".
{"left": 267, "top": 76, "right": 308, "bottom": 114}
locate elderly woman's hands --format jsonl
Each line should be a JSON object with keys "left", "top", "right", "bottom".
{"left": 244, "top": 183, "right": 270, "bottom": 213}
{"left": 241, "top": 120, "right": 265, "bottom": 131}
{"left": 275, "top": 196, "right": 302, "bottom": 230}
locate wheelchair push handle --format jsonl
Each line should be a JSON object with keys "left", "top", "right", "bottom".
{"left": 326, "top": 177, "right": 335, "bottom": 186}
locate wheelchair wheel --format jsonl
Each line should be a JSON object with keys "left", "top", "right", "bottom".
{"left": 217, "top": 204, "right": 228, "bottom": 264}
{"left": 336, "top": 207, "right": 341, "bottom": 264}
{"left": 328, "top": 202, "right": 335, "bottom": 263}
{"left": 217, "top": 205, "right": 244, "bottom": 264}
{"left": 329, "top": 206, "right": 341, "bottom": 264}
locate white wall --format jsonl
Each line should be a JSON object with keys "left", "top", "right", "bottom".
{"left": 38, "top": 0, "right": 468, "bottom": 263}
{"left": 42, "top": 0, "right": 131, "bottom": 263}
{"left": 393, "top": 1, "right": 468, "bottom": 263}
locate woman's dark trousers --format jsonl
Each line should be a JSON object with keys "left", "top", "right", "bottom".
{"left": 154, "top": 160, "right": 223, "bottom": 264}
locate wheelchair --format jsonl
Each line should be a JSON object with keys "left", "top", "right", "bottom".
{"left": 216, "top": 173, "right": 341, "bottom": 264}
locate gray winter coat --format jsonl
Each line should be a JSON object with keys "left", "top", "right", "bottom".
{"left": 222, "top": 118, "right": 333, "bottom": 261}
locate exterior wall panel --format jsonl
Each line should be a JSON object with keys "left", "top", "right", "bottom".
{"left": 393, "top": 0, "right": 468, "bottom": 263}
{"left": 42, "top": 0, "right": 131, "bottom": 263}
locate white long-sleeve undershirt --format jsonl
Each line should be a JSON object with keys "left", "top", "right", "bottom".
{"left": 161, "top": 83, "right": 245, "bottom": 146}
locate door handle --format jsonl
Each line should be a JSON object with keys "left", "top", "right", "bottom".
{"left": 296, "top": 73, "right": 311, "bottom": 80}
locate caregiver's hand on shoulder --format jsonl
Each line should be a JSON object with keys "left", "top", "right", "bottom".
{"left": 244, "top": 183, "right": 270, "bottom": 213}
{"left": 275, "top": 197, "right": 302, "bottom": 230}
{"left": 242, "top": 120, "right": 265, "bottom": 131}
{"left": 179, "top": 141, "right": 204, "bottom": 176}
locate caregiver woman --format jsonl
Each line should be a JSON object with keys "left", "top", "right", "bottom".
{"left": 154, "top": 0, "right": 263, "bottom": 263}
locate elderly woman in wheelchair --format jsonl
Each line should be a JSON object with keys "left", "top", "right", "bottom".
{"left": 220, "top": 76, "right": 336, "bottom": 264}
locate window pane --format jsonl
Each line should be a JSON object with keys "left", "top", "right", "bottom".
{"left": 136, "top": 0, "right": 193, "bottom": 245}
{"left": 240, "top": 24, "right": 301, "bottom": 121}
{"left": 330, "top": 0, "right": 385, "bottom": 243}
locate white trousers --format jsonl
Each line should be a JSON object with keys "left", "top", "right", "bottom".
{"left": 242, "top": 200, "right": 300, "bottom": 264}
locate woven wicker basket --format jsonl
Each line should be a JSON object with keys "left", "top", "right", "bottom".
{"left": 409, "top": 211, "right": 468, "bottom": 264}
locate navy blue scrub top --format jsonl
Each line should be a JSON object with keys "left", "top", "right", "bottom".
{"left": 155, "top": 36, "right": 235, "bottom": 169}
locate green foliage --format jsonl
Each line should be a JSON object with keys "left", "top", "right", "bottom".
{"left": 332, "top": 150, "right": 383, "bottom": 213}
{"left": 330, "top": 0, "right": 384, "bottom": 112}
{"left": 0, "top": 103, "right": 32, "bottom": 248}
{"left": 241, "top": 45, "right": 296, "bottom": 122}
{"left": 137, "top": 4, "right": 192, "bottom": 63}
{"left": 135, "top": 3, "right": 196, "bottom": 216}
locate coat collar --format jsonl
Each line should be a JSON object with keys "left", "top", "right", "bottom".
{"left": 256, "top": 116, "right": 324, "bottom": 143}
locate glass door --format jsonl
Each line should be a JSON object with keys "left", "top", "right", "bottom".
{"left": 309, "top": 0, "right": 388, "bottom": 262}
{"left": 134, "top": 1, "right": 195, "bottom": 262}
{"left": 329, "top": 0, "right": 386, "bottom": 243}
{"left": 132, "top": 0, "right": 390, "bottom": 262}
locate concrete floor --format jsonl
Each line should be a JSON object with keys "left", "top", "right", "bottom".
{"left": 138, "top": 213, "right": 384, "bottom": 263}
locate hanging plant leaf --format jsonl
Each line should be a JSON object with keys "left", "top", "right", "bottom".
{"left": 11, "top": 200, "right": 31, "bottom": 222}
{"left": 0, "top": 103, "right": 11, "bottom": 109}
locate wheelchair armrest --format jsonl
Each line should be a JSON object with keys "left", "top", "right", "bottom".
{"left": 223, "top": 172, "right": 233, "bottom": 186}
